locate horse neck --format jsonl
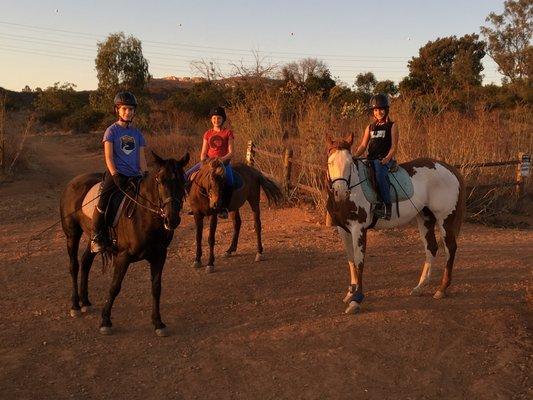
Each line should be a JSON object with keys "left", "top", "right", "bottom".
{"left": 138, "top": 173, "right": 160, "bottom": 209}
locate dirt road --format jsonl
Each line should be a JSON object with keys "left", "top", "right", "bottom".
{"left": 0, "top": 134, "right": 531, "bottom": 400}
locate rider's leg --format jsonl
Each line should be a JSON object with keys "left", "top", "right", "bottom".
{"left": 91, "top": 172, "right": 116, "bottom": 252}
{"left": 372, "top": 159, "right": 392, "bottom": 220}
{"left": 219, "top": 163, "right": 234, "bottom": 219}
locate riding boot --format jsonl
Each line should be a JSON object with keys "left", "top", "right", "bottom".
{"left": 384, "top": 203, "right": 392, "bottom": 220}
{"left": 91, "top": 208, "right": 108, "bottom": 253}
{"left": 218, "top": 187, "right": 232, "bottom": 219}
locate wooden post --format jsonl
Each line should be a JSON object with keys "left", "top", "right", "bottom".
{"left": 516, "top": 152, "right": 530, "bottom": 197}
{"left": 283, "top": 147, "right": 293, "bottom": 197}
{"left": 245, "top": 140, "right": 255, "bottom": 167}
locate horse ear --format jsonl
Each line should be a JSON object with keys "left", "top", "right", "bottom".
{"left": 345, "top": 132, "right": 354, "bottom": 147}
{"left": 177, "top": 152, "right": 190, "bottom": 168}
{"left": 151, "top": 151, "right": 164, "bottom": 166}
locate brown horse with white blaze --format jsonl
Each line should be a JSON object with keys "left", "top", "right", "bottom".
{"left": 59, "top": 152, "right": 189, "bottom": 336}
{"left": 187, "top": 158, "right": 283, "bottom": 273}
{"left": 326, "top": 133, "right": 465, "bottom": 314}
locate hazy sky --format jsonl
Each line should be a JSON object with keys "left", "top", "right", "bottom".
{"left": 1, "top": 0, "right": 506, "bottom": 91}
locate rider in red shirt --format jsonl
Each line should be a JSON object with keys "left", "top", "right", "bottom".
{"left": 185, "top": 106, "right": 234, "bottom": 218}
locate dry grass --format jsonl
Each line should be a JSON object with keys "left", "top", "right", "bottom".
{"left": 148, "top": 90, "right": 532, "bottom": 224}
{"left": 0, "top": 97, "right": 35, "bottom": 180}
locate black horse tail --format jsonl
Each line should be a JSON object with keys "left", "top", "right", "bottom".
{"left": 259, "top": 174, "right": 283, "bottom": 206}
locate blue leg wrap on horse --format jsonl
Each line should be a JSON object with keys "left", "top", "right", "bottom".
{"left": 353, "top": 291, "right": 365, "bottom": 303}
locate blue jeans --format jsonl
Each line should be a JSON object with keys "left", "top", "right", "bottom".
{"left": 185, "top": 161, "right": 234, "bottom": 188}
{"left": 371, "top": 159, "right": 394, "bottom": 204}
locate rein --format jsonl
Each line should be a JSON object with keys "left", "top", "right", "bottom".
{"left": 119, "top": 177, "right": 183, "bottom": 219}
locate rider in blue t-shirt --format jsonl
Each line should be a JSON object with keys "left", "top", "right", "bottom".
{"left": 91, "top": 91, "right": 148, "bottom": 252}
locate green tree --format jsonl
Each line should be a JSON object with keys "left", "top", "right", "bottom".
{"left": 354, "top": 72, "right": 377, "bottom": 94}
{"left": 374, "top": 80, "right": 399, "bottom": 96}
{"left": 400, "top": 34, "right": 486, "bottom": 94}
{"left": 481, "top": 0, "right": 533, "bottom": 83}
{"left": 92, "top": 32, "right": 150, "bottom": 111}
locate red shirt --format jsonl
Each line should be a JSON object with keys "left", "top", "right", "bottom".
{"left": 204, "top": 128, "right": 234, "bottom": 158}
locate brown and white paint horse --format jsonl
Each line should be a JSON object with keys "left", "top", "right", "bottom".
{"left": 326, "top": 133, "right": 465, "bottom": 314}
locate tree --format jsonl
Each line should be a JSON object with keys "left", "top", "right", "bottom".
{"left": 354, "top": 72, "right": 377, "bottom": 94}
{"left": 481, "top": 0, "right": 532, "bottom": 83}
{"left": 304, "top": 69, "right": 336, "bottom": 96}
{"left": 400, "top": 34, "right": 486, "bottom": 94}
{"left": 92, "top": 32, "right": 150, "bottom": 110}
{"left": 374, "top": 80, "right": 399, "bottom": 96}
{"left": 281, "top": 58, "right": 329, "bottom": 83}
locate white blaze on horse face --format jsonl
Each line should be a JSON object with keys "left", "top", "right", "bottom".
{"left": 328, "top": 150, "right": 353, "bottom": 202}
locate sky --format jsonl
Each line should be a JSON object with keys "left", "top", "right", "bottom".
{"left": 0, "top": 0, "right": 507, "bottom": 91}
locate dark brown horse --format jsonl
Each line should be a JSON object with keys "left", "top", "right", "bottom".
{"left": 59, "top": 152, "right": 189, "bottom": 336}
{"left": 188, "top": 158, "right": 283, "bottom": 273}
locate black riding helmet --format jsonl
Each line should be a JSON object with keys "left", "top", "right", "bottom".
{"left": 114, "top": 91, "right": 138, "bottom": 110}
{"left": 369, "top": 94, "right": 390, "bottom": 109}
{"left": 209, "top": 106, "right": 227, "bottom": 122}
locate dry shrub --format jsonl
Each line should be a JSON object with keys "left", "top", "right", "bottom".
{"left": 225, "top": 89, "right": 533, "bottom": 221}
{"left": 0, "top": 97, "right": 34, "bottom": 179}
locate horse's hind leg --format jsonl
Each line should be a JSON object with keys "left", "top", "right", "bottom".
{"left": 100, "top": 253, "right": 131, "bottom": 335}
{"left": 66, "top": 228, "right": 82, "bottom": 317}
{"left": 225, "top": 209, "right": 242, "bottom": 257}
{"left": 434, "top": 217, "right": 458, "bottom": 299}
{"left": 248, "top": 199, "right": 263, "bottom": 262}
{"left": 79, "top": 242, "right": 96, "bottom": 312}
{"left": 411, "top": 208, "right": 438, "bottom": 296}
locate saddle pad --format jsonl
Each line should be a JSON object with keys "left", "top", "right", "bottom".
{"left": 190, "top": 170, "right": 244, "bottom": 191}
{"left": 233, "top": 171, "right": 244, "bottom": 191}
{"left": 357, "top": 163, "right": 414, "bottom": 204}
{"left": 82, "top": 183, "right": 126, "bottom": 227}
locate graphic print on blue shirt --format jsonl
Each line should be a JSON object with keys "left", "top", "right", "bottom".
{"left": 103, "top": 123, "right": 146, "bottom": 177}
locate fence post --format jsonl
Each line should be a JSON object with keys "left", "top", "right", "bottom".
{"left": 245, "top": 140, "right": 255, "bottom": 167}
{"left": 516, "top": 152, "right": 530, "bottom": 197}
{"left": 283, "top": 147, "right": 293, "bottom": 197}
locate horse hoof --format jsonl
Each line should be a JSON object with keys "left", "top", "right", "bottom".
{"left": 99, "top": 326, "right": 113, "bottom": 335}
{"left": 155, "top": 328, "right": 169, "bottom": 337}
{"left": 70, "top": 309, "right": 81, "bottom": 318}
{"left": 344, "top": 301, "right": 361, "bottom": 315}
{"left": 254, "top": 253, "right": 263, "bottom": 262}
{"left": 205, "top": 265, "right": 215, "bottom": 273}
{"left": 410, "top": 287, "right": 423, "bottom": 296}
{"left": 433, "top": 290, "right": 446, "bottom": 300}
{"left": 192, "top": 260, "right": 202, "bottom": 268}
{"left": 223, "top": 251, "right": 232, "bottom": 258}
{"left": 81, "top": 305, "right": 92, "bottom": 313}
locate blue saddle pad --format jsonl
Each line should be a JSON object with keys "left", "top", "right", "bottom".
{"left": 232, "top": 171, "right": 244, "bottom": 191}
{"left": 357, "top": 162, "right": 414, "bottom": 204}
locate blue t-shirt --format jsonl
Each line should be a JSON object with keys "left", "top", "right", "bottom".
{"left": 102, "top": 123, "right": 146, "bottom": 177}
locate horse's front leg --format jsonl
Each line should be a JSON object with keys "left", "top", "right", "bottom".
{"left": 99, "top": 252, "right": 131, "bottom": 335}
{"left": 148, "top": 249, "right": 168, "bottom": 337}
{"left": 344, "top": 226, "right": 366, "bottom": 314}
{"left": 206, "top": 215, "right": 217, "bottom": 273}
{"left": 193, "top": 214, "right": 204, "bottom": 268}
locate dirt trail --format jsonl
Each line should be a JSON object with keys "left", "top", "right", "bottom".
{"left": 0, "top": 134, "right": 531, "bottom": 400}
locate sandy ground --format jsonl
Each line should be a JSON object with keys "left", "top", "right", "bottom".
{"left": 0, "top": 134, "right": 531, "bottom": 400}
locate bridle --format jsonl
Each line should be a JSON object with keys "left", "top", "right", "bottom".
{"left": 327, "top": 152, "right": 367, "bottom": 194}
{"left": 120, "top": 174, "right": 185, "bottom": 220}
